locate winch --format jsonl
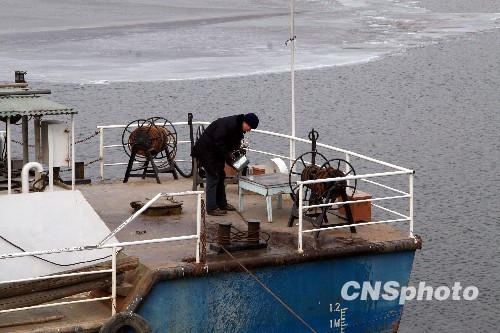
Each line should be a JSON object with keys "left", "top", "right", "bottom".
{"left": 287, "top": 129, "right": 358, "bottom": 235}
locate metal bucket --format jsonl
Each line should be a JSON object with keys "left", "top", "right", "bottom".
{"left": 231, "top": 154, "right": 249, "bottom": 173}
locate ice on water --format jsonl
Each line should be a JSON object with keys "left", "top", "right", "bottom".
{"left": 0, "top": 0, "right": 498, "bottom": 83}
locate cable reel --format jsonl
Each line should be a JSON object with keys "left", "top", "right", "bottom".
{"left": 312, "top": 158, "right": 357, "bottom": 205}
{"left": 287, "top": 129, "right": 357, "bottom": 235}
{"left": 122, "top": 117, "right": 177, "bottom": 164}
{"left": 122, "top": 117, "right": 178, "bottom": 184}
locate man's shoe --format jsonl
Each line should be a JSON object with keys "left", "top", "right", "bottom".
{"left": 223, "top": 203, "right": 237, "bottom": 211}
{"left": 207, "top": 208, "right": 227, "bottom": 216}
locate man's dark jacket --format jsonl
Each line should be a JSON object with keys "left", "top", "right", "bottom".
{"left": 191, "top": 114, "right": 244, "bottom": 176}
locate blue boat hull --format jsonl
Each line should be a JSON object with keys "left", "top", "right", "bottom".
{"left": 137, "top": 251, "right": 415, "bottom": 332}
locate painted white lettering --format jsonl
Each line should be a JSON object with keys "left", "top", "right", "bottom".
{"left": 399, "top": 286, "right": 416, "bottom": 305}
{"left": 417, "top": 281, "right": 434, "bottom": 300}
{"left": 462, "top": 286, "right": 479, "bottom": 300}
{"left": 451, "top": 282, "right": 463, "bottom": 300}
{"left": 382, "top": 281, "right": 400, "bottom": 301}
{"left": 434, "top": 286, "right": 451, "bottom": 301}
{"left": 360, "top": 281, "right": 381, "bottom": 301}
{"left": 341, "top": 281, "right": 360, "bottom": 301}
{"left": 340, "top": 280, "right": 479, "bottom": 303}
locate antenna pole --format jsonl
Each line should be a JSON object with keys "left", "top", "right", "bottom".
{"left": 290, "top": 0, "right": 296, "bottom": 166}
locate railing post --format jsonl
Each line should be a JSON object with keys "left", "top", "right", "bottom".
{"left": 71, "top": 114, "right": 75, "bottom": 190}
{"left": 99, "top": 127, "right": 104, "bottom": 180}
{"left": 196, "top": 193, "right": 201, "bottom": 263}
{"left": 345, "top": 152, "right": 350, "bottom": 188}
{"left": 111, "top": 246, "right": 116, "bottom": 316}
{"left": 409, "top": 172, "right": 414, "bottom": 237}
{"left": 6, "top": 117, "right": 11, "bottom": 194}
{"left": 298, "top": 182, "right": 304, "bottom": 253}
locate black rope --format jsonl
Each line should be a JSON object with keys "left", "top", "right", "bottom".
{"left": 285, "top": 35, "right": 296, "bottom": 45}
{"left": 174, "top": 161, "right": 192, "bottom": 178}
{"left": 0, "top": 234, "right": 110, "bottom": 267}
{"left": 31, "top": 173, "right": 48, "bottom": 192}
{"left": 11, "top": 139, "right": 34, "bottom": 147}
{"left": 172, "top": 113, "right": 196, "bottom": 178}
{"left": 56, "top": 157, "right": 101, "bottom": 174}
{"left": 73, "top": 130, "right": 99, "bottom": 145}
{"left": 208, "top": 225, "right": 270, "bottom": 245}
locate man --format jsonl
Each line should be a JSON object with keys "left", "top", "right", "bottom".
{"left": 191, "top": 113, "right": 259, "bottom": 216}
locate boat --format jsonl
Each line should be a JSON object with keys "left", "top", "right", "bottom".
{"left": 0, "top": 73, "right": 421, "bottom": 332}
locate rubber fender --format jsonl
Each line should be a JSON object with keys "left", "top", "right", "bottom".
{"left": 99, "top": 312, "right": 152, "bottom": 333}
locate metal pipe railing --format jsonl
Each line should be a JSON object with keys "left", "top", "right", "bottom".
{"left": 0, "top": 267, "right": 114, "bottom": 315}
{"left": 360, "top": 178, "right": 409, "bottom": 196}
{"left": 0, "top": 269, "right": 113, "bottom": 285}
{"left": 0, "top": 190, "right": 204, "bottom": 317}
{"left": 95, "top": 124, "right": 413, "bottom": 180}
{"left": 302, "top": 218, "right": 410, "bottom": 234}
{"left": 112, "top": 246, "right": 117, "bottom": 315}
{"left": 295, "top": 169, "right": 414, "bottom": 252}
{"left": 0, "top": 295, "right": 112, "bottom": 314}
{"left": 97, "top": 190, "right": 203, "bottom": 247}
{"left": 300, "top": 194, "right": 410, "bottom": 211}
{"left": 409, "top": 172, "right": 414, "bottom": 237}
{"left": 252, "top": 129, "right": 413, "bottom": 172}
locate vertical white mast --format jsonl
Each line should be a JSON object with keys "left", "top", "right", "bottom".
{"left": 6, "top": 117, "right": 11, "bottom": 194}
{"left": 290, "top": 0, "right": 296, "bottom": 165}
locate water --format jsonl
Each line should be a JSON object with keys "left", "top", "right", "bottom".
{"left": 1, "top": 0, "right": 498, "bottom": 83}
{"left": 1, "top": 1, "right": 499, "bottom": 331}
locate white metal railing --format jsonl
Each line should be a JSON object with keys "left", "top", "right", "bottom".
{"left": 241, "top": 129, "right": 415, "bottom": 252}
{"left": 95, "top": 124, "right": 412, "bottom": 178}
{"left": 0, "top": 190, "right": 203, "bottom": 317}
{"left": 0, "top": 131, "right": 5, "bottom": 161}
{"left": 94, "top": 123, "right": 415, "bottom": 252}
{"left": 295, "top": 171, "right": 414, "bottom": 252}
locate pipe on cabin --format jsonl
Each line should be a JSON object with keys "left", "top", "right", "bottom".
{"left": 21, "top": 162, "right": 43, "bottom": 193}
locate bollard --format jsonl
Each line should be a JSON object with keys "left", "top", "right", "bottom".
{"left": 247, "top": 219, "right": 261, "bottom": 243}
{"left": 217, "top": 222, "right": 232, "bottom": 246}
